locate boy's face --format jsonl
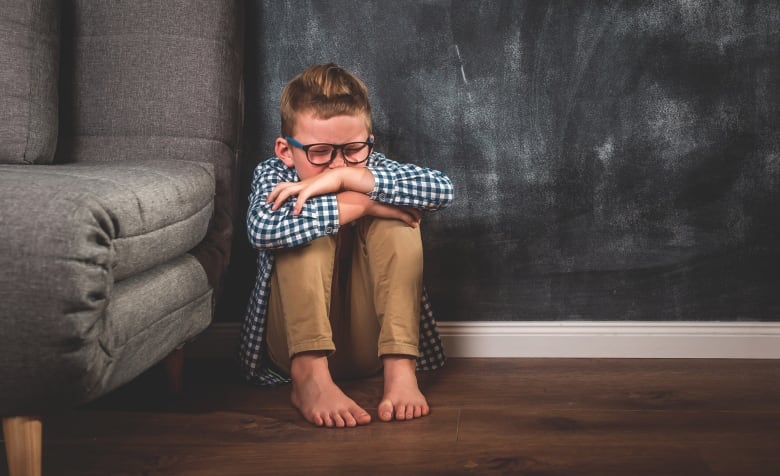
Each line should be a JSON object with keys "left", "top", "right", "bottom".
{"left": 276, "top": 110, "right": 372, "bottom": 180}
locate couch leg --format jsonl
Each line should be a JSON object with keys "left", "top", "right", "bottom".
{"left": 164, "top": 347, "right": 185, "bottom": 395}
{"left": 3, "top": 416, "right": 42, "bottom": 476}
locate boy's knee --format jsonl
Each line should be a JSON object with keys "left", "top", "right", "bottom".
{"left": 358, "top": 218, "right": 424, "bottom": 282}
{"left": 367, "top": 217, "right": 420, "bottom": 234}
{"left": 275, "top": 235, "right": 336, "bottom": 265}
{"left": 273, "top": 235, "right": 338, "bottom": 287}
{"left": 364, "top": 218, "right": 422, "bottom": 255}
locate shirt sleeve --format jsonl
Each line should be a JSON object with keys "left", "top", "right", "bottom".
{"left": 246, "top": 158, "right": 340, "bottom": 250}
{"left": 366, "top": 153, "right": 455, "bottom": 211}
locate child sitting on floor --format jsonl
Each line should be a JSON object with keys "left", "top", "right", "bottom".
{"left": 239, "top": 63, "right": 454, "bottom": 427}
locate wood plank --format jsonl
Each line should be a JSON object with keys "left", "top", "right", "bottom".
{"left": 43, "top": 408, "right": 460, "bottom": 446}
{"left": 89, "top": 358, "right": 780, "bottom": 413}
{"left": 423, "top": 358, "right": 780, "bottom": 411}
{"left": 1, "top": 438, "right": 760, "bottom": 476}
{"left": 3, "top": 358, "right": 779, "bottom": 476}
{"left": 40, "top": 409, "right": 780, "bottom": 474}
{"left": 40, "top": 440, "right": 718, "bottom": 476}
{"left": 457, "top": 407, "right": 780, "bottom": 443}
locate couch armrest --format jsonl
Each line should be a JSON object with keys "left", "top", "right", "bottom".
{"left": 0, "top": 160, "right": 214, "bottom": 414}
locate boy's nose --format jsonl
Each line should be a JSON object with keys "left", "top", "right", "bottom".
{"left": 328, "top": 150, "right": 347, "bottom": 168}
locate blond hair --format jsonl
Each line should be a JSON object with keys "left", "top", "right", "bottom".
{"left": 280, "top": 63, "right": 372, "bottom": 137}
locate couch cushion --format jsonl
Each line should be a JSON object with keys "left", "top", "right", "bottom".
{"left": 0, "top": 160, "right": 216, "bottom": 413}
{"left": 0, "top": 160, "right": 214, "bottom": 281}
{"left": 0, "top": 254, "right": 212, "bottom": 414}
{"left": 95, "top": 254, "right": 212, "bottom": 398}
{"left": 0, "top": 0, "right": 60, "bottom": 164}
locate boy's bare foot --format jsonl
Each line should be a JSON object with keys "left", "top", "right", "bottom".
{"left": 289, "top": 352, "right": 372, "bottom": 428}
{"left": 378, "top": 355, "right": 430, "bottom": 422}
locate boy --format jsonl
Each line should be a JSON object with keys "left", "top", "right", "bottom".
{"left": 239, "top": 64, "right": 454, "bottom": 428}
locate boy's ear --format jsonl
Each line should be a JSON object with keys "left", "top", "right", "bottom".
{"left": 275, "top": 137, "right": 295, "bottom": 168}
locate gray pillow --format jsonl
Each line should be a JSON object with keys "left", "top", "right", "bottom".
{"left": 0, "top": 0, "right": 60, "bottom": 164}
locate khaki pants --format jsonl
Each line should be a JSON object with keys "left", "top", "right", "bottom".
{"left": 266, "top": 217, "right": 423, "bottom": 379}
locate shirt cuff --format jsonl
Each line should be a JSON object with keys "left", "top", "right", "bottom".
{"left": 319, "top": 193, "right": 340, "bottom": 235}
{"left": 367, "top": 166, "right": 395, "bottom": 203}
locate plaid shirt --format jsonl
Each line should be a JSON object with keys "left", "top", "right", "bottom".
{"left": 239, "top": 152, "right": 455, "bottom": 386}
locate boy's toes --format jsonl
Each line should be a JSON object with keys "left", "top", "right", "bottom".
{"left": 312, "top": 413, "right": 325, "bottom": 427}
{"left": 342, "top": 414, "right": 356, "bottom": 428}
{"left": 332, "top": 413, "right": 346, "bottom": 428}
{"left": 396, "top": 403, "right": 409, "bottom": 421}
{"left": 356, "top": 411, "right": 372, "bottom": 425}
{"left": 378, "top": 399, "right": 394, "bottom": 422}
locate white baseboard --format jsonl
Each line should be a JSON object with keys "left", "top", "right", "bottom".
{"left": 186, "top": 321, "right": 780, "bottom": 360}
{"left": 437, "top": 321, "right": 780, "bottom": 359}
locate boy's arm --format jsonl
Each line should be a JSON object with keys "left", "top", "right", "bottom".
{"left": 336, "top": 191, "right": 422, "bottom": 227}
{"left": 366, "top": 153, "right": 455, "bottom": 211}
{"left": 246, "top": 159, "right": 340, "bottom": 250}
{"left": 266, "top": 167, "right": 423, "bottom": 228}
{"left": 267, "top": 167, "right": 375, "bottom": 214}
{"left": 268, "top": 152, "right": 455, "bottom": 215}
{"left": 258, "top": 152, "right": 454, "bottom": 239}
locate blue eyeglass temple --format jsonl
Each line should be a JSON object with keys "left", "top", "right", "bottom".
{"left": 285, "top": 137, "right": 306, "bottom": 149}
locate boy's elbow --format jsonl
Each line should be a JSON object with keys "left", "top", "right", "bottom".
{"left": 248, "top": 233, "right": 288, "bottom": 250}
{"left": 437, "top": 176, "right": 455, "bottom": 209}
{"left": 246, "top": 214, "right": 283, "bottom": 249}
{"left": 434, "top": 194, "right": 454, "bottom": 210}
{"left": 246, "top": 228, "right": 273, "bottom": 249}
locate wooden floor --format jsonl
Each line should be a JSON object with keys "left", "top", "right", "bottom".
{"left": 3, "top": 358, "right": 780, "bottom": 475}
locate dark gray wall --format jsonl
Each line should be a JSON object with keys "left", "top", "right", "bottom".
{"left": 219, "top": 0, "right": 780, "bottom": 323}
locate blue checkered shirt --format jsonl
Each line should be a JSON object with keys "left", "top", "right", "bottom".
{"left": 239, "top": 152, "right": 455, "bottom": 385}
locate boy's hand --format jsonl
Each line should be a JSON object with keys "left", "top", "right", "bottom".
{"left": 338, "top": 191, "right": 421, "bottom": 228}
{"left": 267, "top": 168, "right": 374, "bottom": 214}
{"left": 369, "top": 203, "right": 421, "bottom": 228}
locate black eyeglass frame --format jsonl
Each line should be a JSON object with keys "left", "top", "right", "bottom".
{"left": 285, "top": 136, "right": 374, "bottom": 166}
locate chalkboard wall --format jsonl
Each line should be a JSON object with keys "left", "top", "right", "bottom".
{"left": 218, "top": 0, "right": 780, "bottom": 323}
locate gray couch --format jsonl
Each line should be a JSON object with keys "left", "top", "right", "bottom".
{"left": 0, "top": 1, "right": 243, "bottom": 474}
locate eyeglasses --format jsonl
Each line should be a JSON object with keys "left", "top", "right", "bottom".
{"left": 285, "top": 136, "right": 374, "bottom": 166}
